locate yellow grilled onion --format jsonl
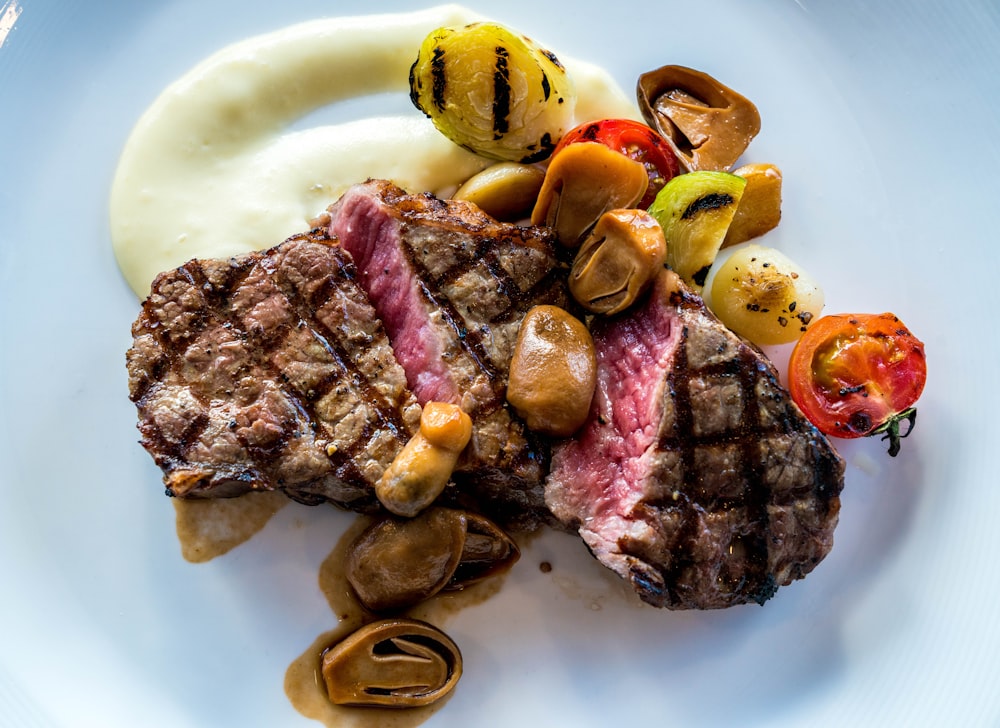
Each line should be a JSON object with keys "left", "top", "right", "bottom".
{"left": 409, "top": 22, "right": 576, "bottom": 163}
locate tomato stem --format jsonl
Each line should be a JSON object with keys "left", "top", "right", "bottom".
{"left": 869, "top": 407, "right": 917, "bottom": 457}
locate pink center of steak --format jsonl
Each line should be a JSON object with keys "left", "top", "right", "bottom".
{"left": 330, "top": 191, "right": 458, "bottom": 406}
{"left": 548, "top": 291, "right": 681, "bottom": 547}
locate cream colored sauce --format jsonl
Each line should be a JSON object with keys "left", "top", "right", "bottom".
{"left": 173, "top": 491, "right": 288, "bottom": 563}
{"left": 109, "top": 4, "right": 639, "bottom": 297}
{"left": 284, "top": 515, "right": 507, "bottom": 728}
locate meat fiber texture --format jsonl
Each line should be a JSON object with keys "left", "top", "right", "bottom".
{"left": 127, "top": 232, "right": 422, "bottom": 512}
{"left": 545, "top": 271, "right": 845, "bottom": 610}
{"left": 326, "top": 179, "right": 572, "bottom": 529}
{"left": 128, "top": 180, "right": 845, "bottom": 605}
{"left": 128, "top": 181, "right": 571, "bottom": 530}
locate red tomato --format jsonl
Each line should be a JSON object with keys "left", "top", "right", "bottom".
{"left": 788, "top": 313, "right": 927, "bottom": 457}
{"left": 553, "top": 119, "right": 681, "bottom": 208}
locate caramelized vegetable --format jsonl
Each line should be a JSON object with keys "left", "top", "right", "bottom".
{"left": 569, "top": 209, "right": 667, "bottom": 314}
{"left": 410, "top": 23, "right": 575, "bottom": 163}
{"left": 647, "top": 170, "right": 746, "bottom": 290}
{"left": 723, "top": 163, "right": 783, "bottom": 247}
{"left": 531, "top": 142, "right": 648, "bottom": 246}
{"left": 322, "top": 619, "right": 462, "bottom": 708}
{"left": 375, "top": 403, "right": 472, "bottom": 518}
{"left": 788, "top": 313, "right": 926, "bottom": 456}
{"left": 345, "top": 508, "right": 519, "bottom": 613}
{"left": 637, "top": 65, "right": 760, "bottom": 171}
{"left": 709, "top": 244, "right": 824, "bottom": 345}
{"left": 453, "top": 162, "right": 546, "bottom": 221}
{"left": 507, "top": 305, "right": 596, "bottom": 436}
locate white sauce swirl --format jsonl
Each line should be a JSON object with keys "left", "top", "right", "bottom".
{"left": 110, "top": 4, "right": 638, "bottom": 297}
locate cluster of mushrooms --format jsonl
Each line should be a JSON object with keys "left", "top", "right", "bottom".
{"left": 322, "top": 505, "right": 518, "bottom": 707}
{"left": 321, "top": 22, "right": 821, "bottom": 712}
{"left": 321, "top": 403, "right": 519, "bottom": 708}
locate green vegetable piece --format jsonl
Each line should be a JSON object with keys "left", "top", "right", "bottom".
{"left": 647, "top": 171, "right": 747, "bottom": 290}
{"left": 409, "top": 23, "right": 576, "bottom": 163}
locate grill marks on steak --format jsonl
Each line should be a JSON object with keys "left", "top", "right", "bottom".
{"left": 545, "top": 271, "right": 845, "bottom": 609}
{"left": 127, "top": 233, "right": 421, "bottom": 509}
{"left": 327, "top": 180, "right": 570, "bottom": 528}
{"left": 129, "top": 180, "right": 846, "bottom": 602}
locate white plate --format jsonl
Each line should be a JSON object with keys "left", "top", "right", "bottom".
{"left": 2, "top": 1, "right": 999, "bottom": 726}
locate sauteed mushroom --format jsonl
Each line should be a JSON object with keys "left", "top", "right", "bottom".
{"left": 530, "top": 142, "right": 648, "bottom": 246}
{"left": 345, "top": 508, "right": 519, "bottom": 613}
{"left": 451, "top": 511, "right": 521, "bottom": 585}
{"left": 569, "top": 209, "right": 667, "bottom": 315}
{"left": 507, "top": 305, "right": 596, "bottom": 436}
{"left": 375, "top": 402, "right": 472, "bottom": 518}
{"left": 453, "top": 162, "right": 546, "bottom": 221}
{"left": 322, "top": 618, "right": 462, "bottom": 708}
{"left": 637, "top": 65, "right": 761, "bottom": 172}
{"left": 346, "top": 509, "right": 466, "bottom": 613}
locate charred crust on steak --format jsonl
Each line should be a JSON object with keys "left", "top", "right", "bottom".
{"left": 128, "top": 181, "right": 571, "bottom": 530}
{"left": 129, "top": 181, "right": 846, "bottom": 606}
{"left": 127, "top": 231, "right": 422, "bottom": 510}
{"left": 545, "top": 270, "right": 845, "bottom": 610}
{"left": 327, "top": 180, "right": 573, "bottom": 529}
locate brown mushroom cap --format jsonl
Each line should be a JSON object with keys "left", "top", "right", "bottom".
{"left": 345, "top": 508, "right": 520, "bottom": 613}
{"left": 530, "top": 142, "right": 649, "bottom": 246}
{"left": 569, "top": 208, "right": 667, "bottom": 315}
{"left": 321, "top": 618, "right": 462, "bottom": 708}
{"left": 345, "top": 509, "right": 466, "bottom": 613}
{"left": 636, "top": 65, "right": 761, "bottom": 172}
{"left": 449, "top": 511, "right": 520, "bottom": 586}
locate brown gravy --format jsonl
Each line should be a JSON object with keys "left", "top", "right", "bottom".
{"left": 174, "top": 493, "right": 519, "bottom": 726}
{"left": 173, "top": 491, "right": 288, "bottom": 562}
{"left": 284, "top": 515, "right": 509, "bottom": 728}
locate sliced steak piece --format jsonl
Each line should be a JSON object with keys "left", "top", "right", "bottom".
{"left": 545, "top": 271, "right": 845, "bottom": 609}
{"left": 127, "top": 232, "right": 422, "bottom": 511}
{"left": 326, "top": 179, "right": 570, "bottom": 529}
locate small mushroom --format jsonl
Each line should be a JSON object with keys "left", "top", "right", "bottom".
{"left": 346, "top": 508, "right": 467, "bottom": 613}
{"left": 375, "top": 403, "right": 472, "bottom": 518}
{"left": 637, "top": 65, "right": 761, "bottom": 172}
{"left": 345, "top": 508, "right": 520, "bottom": 613}
{"left": 321, "top": 618, "right": 462, "bottom": 708}
{"left": 569, "top": 209, "right": 667, "bottom": 315}
{"left": 453, "top": 162, "right": 546, "bottom": 221}
{"left": 530, "top": 142, "right": 649, "bottom": 247}
{"left": 506, "top": 305, "right": 597, "bottom": 437}
{"left": 449, "top": 511, "right": 520, "bottom": 586}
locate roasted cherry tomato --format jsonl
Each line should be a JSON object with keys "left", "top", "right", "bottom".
{"left": 553, "top": 118, "right": 681, "bottom": 208}
{"left": 788, "top": 313, "right": 927, "bottom": 457}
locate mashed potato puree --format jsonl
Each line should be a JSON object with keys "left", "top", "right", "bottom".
{"left": 110, "top": 4, "right": 636, "bottom": 297}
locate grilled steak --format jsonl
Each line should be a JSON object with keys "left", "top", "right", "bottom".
{"left": 325, "top": 179, "right": 571, "bottom": 529}
{"left": 127, "top": 232, "right": 421, "bottom": 510}
{"left": 545, "top": 271, "right": 845, "bottom": 609}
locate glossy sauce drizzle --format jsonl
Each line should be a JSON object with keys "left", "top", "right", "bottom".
{"left": 173, "top": 491, "right": 288, "bottom": 562}
{"left": 284, "top": 515, "right": 507, "bottom": 728}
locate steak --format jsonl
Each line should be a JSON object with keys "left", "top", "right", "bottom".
{"left": 127, "top": 232, "right": 421, "bottom": 510}
{"left": 545, "top": 270, "right": 845, "bottom": 609}
{"left": 324, "top": 179, "right": 572, "bottom": 529}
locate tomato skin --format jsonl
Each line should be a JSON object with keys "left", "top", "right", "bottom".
{"left": 553, "top": 119, "right": 681, "bottom": 208}
{"left": 788, "top": 313, "right": 926, "bottom": 455}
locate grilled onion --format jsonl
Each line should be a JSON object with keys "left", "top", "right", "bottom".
{"left": 409, "top": 22, "right": 576, "bottom": 163}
